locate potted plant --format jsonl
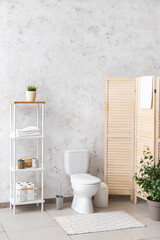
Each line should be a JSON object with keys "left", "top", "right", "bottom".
{"left": 134, "top": 146, "right": 160, "bottom": 221}
{"left": 25, "top": 85, "right": 37, "bottom": 101}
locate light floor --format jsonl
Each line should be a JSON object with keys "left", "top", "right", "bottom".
{"left": 0, "top": 198, "right": 160, "bottom": 240}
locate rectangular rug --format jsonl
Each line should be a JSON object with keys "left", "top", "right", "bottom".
{"left": 54, "top": 211, "right": 145, "bottom": 235}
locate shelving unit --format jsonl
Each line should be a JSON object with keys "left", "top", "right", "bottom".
{"left": 10, "top": 167, "right": 44, "bottom": 172}
{"left": 9, "top": 101, "right": 45, "bottom": 214}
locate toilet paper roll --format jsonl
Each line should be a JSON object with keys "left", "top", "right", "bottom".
{"left": 24, "top": 181, "right": 32, "bottom": 186}
{"left": 16, "top": 184, "right": 27, "bottom": 202}
{"left": 16, "top": 182, "right": 22, "bottom": 188}
{"left": 27, "top": 183, "right": 35, "bottom": 201}
{"left": 16, "top": 183, "right": 27, "bottom": 191}
{"left": 27, "top": 183, "right": 35, "bottom": 188}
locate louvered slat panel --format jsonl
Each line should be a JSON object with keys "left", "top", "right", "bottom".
{"left": 105, "top": 78, "right": 135, "bottom": 201}
{"left": 156, "top": 77, "right": 160, "bottom": 164}
{"left": 135, "top": 77, "right": 155, "bottom": 202}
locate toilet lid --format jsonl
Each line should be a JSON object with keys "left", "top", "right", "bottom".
{"left": 71, "top": 174, "right": 101, "bottom": 185}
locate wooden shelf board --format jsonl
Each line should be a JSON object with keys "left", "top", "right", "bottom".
{"left": 9, "top": 101, "right": 45, "bottom": 104}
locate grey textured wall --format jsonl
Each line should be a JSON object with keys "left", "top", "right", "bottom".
{"left": 0, "top": 0, "right": 160, "bottom": 202}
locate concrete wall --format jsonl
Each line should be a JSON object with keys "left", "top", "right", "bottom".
{"left": 0, "top": 0, "right": 160, "bottom": 202}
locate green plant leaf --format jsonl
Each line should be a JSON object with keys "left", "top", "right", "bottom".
{"left": 134, "top": 147, "right": 160, "bottom": 202}
{"left": 27, "top": 85, "right": 37, "bottom": 91}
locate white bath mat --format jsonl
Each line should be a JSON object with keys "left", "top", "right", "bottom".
{"left": 54, "top": 211, "right": 145, "bottom": 235}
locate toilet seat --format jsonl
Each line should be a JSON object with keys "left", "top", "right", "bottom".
{"left": 71, "top": 173, "right": 101, "bottom": 185}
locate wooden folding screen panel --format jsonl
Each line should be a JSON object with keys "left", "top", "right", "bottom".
{"left": 156, "top": 77, "right": 160, "bottom": 165}
{"left": 135, "top": 77, "right": 156, "bottom": 201}
{"left": 105, "top": 78, "right": 135, "bottom": 201}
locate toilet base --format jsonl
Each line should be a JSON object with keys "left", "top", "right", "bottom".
{"left": 71, "top": 194, "right": 94, "bottom": 214}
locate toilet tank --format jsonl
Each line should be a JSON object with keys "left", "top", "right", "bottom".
{"left": 64, "top": 149, "right": 89, "bottom": 176}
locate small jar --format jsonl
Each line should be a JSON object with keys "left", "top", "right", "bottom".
{"left": 18, "top": 159, "right": 25, "bottom": 169}
{"left": 32, "top": 158, "right": 39, "bottom": 168}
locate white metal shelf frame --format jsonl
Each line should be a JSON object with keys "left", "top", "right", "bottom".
{"left": 9, "top": 101, "right": 45, "bottom": 214}
{"left": 10, "top": 167, "right": 44, "bottom": 172}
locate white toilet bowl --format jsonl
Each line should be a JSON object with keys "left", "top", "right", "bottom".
{"left": 71, "top": 173, "right": 101, "bottom": 214}
{"left": 64, "top": 149, "right": 101, "bottom": 214}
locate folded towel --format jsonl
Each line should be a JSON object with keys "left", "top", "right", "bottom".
{"left": 17, "top": 126, "right": 40, "bottom": 132}
{"left": 140, "top": 76, "right": 153, "bottom": 109}
{"left": 16, "top": 126, "right": 41, "bottom": 137}
{"left": 17, "top": 132, "right": 41, "bottom": 136}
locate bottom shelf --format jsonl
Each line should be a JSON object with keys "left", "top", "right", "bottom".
{"left": 9, "top": 197, "right": 45, "bottom": 206}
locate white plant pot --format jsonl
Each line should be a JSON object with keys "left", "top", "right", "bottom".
{"left": 25, "top": 91, "right": 36, "bottom": 101}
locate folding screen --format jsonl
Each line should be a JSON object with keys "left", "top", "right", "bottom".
{"left": 105, "top": 77, "right": 160, "bottom": 202}
{"left": 155, "top": 77, "right": 160, "bottom": 165}
{"left": 105, "top": 78, "right": 135, "bottom": 202}
{"left": 135, "top": 77, "right": 156, "bottom": 202}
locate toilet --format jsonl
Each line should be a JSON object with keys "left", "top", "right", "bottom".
{"left": 64, "top": 149, "right": 101, "bottom": 214}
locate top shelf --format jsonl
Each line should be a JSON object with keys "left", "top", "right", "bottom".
{"left": 9, "top": 101, "right": 45, "bottom": 104}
